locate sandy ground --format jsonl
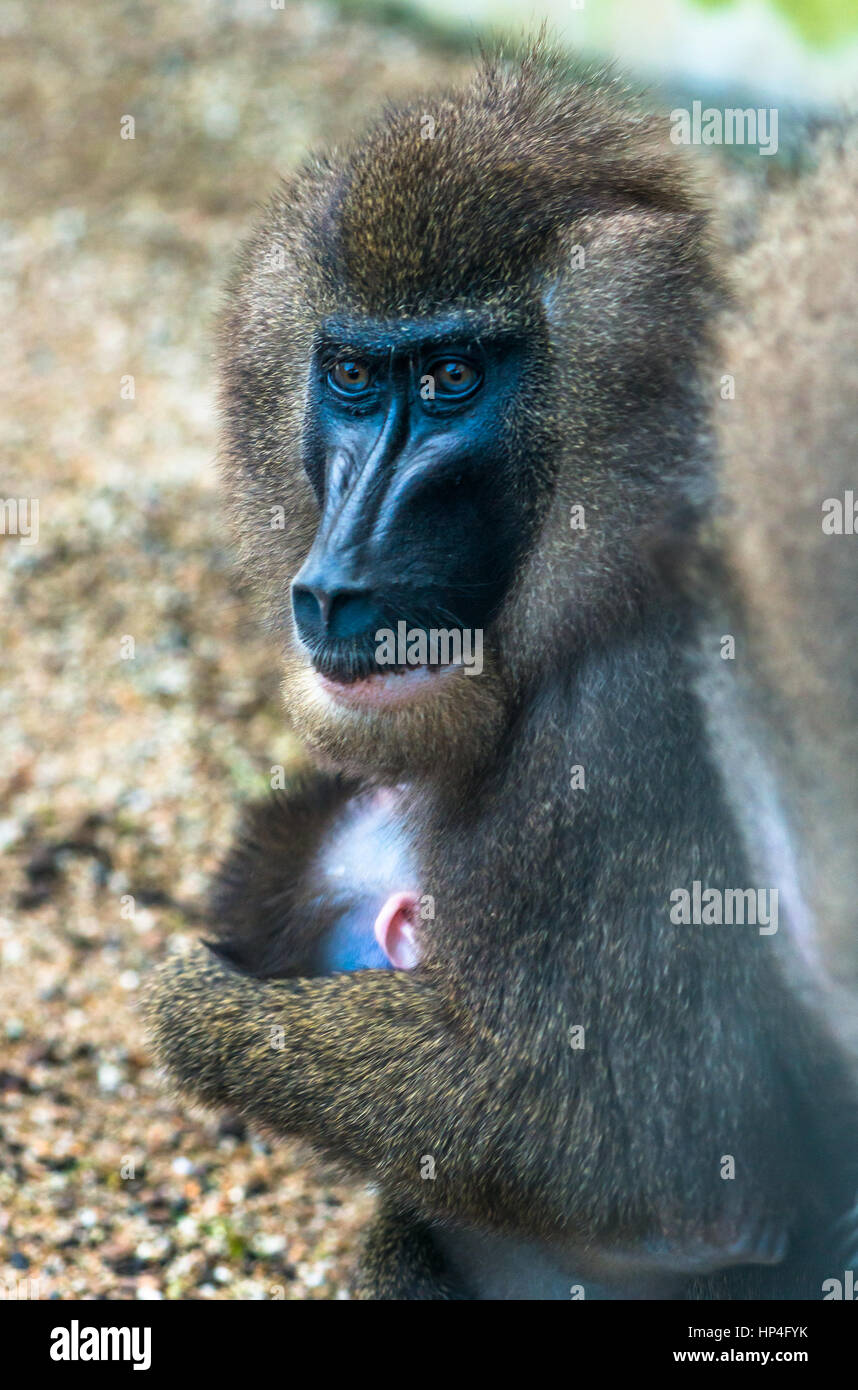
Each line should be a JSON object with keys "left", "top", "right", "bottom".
{"left": 0, "top": 0, "right": 473, "bottom": 1301}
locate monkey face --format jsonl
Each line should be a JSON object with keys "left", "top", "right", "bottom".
{"left": 268, "top": 311, "right": 547, "bottom": 778}
{"left": 292, "top": 316, "right": 534, "bottom": 683}
{"left": 219, "top": 60, "right": 713, "bottom": 780}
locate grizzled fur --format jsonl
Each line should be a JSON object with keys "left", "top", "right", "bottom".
{"left": 679, "top": 134, "right": 858, "bottom": 1062}
{"left": 147, "top": 48, "right": 858, "bottom": 1298}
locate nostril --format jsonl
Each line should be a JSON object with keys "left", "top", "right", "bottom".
{"left": 292, "top": 582, "right": 380, "bottom": 643}
{"left": 327, "top": 590, "right": 377, "bottom": 640}
{"left": 292, "top": 584, "right": 326, "bottom": 640}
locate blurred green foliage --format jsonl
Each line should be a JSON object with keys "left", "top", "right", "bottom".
{"left": 696, "top": 0, "right": 858, "bottom": 46}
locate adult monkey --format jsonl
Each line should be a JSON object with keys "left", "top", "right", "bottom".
{"left": 147, "top": 48, "right": 857, "bottom": 1299}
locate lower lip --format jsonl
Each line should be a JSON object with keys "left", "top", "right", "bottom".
{"left": 316, "top": 664, "right": 461, "bottom": 710}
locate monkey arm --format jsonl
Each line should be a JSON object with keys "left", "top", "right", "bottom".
{"left": 206, "top": 773, "right": 359, "bottom": 977}
{"left": 147, "top": 940, "right": 544, "bottom": 1227}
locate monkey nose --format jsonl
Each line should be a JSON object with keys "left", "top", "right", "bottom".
{"left": 292, "top": 580, "right": 380, "bottom": 644}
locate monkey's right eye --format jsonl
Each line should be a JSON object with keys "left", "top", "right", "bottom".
{"left": 328, "top": 360, "right": 373, "bottom": 395}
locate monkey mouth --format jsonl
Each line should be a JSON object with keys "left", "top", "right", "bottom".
{"left": 315, "top": 662, "right": 461, "bottom": 709}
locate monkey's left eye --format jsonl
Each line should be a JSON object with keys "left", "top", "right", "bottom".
{"left": 328, "top": 360, "right": 373, "bottom": 395}
{"left": 427, "top": 358, "right": 482, "bottom": 398}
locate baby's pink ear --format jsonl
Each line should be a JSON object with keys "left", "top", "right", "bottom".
{"left": 374, "top": 891, "right": 421, "bottom": 970}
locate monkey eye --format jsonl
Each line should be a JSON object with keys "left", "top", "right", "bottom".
{"left": 427, "top": 357, "right": 482, "bottom": 398}
{"left": 328, "top": 359, "right": 373, "bottom": 395}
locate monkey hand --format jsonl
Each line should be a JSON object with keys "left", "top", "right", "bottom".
{"left": 145, "top": 937, "right": 527, "bottom": 1222}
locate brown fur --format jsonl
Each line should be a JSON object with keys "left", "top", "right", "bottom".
{"left": 147, "top": 46, "right": 858, "bottom": 1299}
{"left": 216, "top": 45, "right": 716, "bottom": 781}
{"left": 687, "top": 131, "right": 858, "bottom": 1050}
